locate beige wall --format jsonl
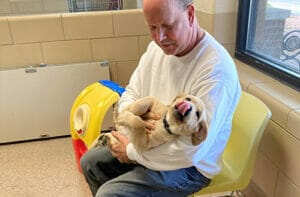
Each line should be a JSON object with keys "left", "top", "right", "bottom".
{"left": 0, "top": 9, "right": 151, "bottom": 87}
{"left": 0, "top": 5, "right": 299, "bottom": 197}
{"left": 0, "top": 0, "right": 142, "bottom": 16}
{"left": 236, "top": 59, "right": 300, "bottom": 197}
{"left": 0, "top": 0, "right": 69, "bottom": 16}
{"left": 195, "top": 0, "right": 238, "bottom": 56}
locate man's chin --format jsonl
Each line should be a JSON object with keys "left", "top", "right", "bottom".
{"left": 162, "top": 48, "right": 177, "bottom": 55}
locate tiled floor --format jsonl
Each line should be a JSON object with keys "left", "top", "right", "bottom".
{"left": 0, "top": 137, "right": 92, "bottom": 197}
{"left": 0, "top": 137, "right": 232, "bottom": 197}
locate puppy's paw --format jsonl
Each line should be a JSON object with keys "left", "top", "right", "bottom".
{"left": 97, "top": 133, "right": 110, "bottom": 146}
{"left": 96, "top": 133, "right": 119, "bottom": 147}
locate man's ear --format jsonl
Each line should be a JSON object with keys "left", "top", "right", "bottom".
{"left": 186, "top": 4, "right": 195, "bottom": 26}
{"left": 191, "top": 120, "right": 208, "bottom": 146}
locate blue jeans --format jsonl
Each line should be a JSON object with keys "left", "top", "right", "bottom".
{"left": 80, "top": 146, "right": 211, "bottom": 197}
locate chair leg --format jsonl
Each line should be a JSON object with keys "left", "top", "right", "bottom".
{"left": 217, "top": 190, "right": 244, "bottom": 197}
{"left": 229, "top": 190, "right": 244, "bottom": 197}
{"left": 191, "top": 190, "right": 245, "bottom": 197}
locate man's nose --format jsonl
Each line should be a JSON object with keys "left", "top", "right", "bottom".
{"left": 156, "top": 28, "right": 166, "bottom": 42}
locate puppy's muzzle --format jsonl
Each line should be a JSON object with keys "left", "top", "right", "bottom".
{"left": 174, "top": 101, "right": 192, "bottom": 121}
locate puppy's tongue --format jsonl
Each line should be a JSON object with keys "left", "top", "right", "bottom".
{"left": 176, "top": 101, "right": 191, "bottom": 116}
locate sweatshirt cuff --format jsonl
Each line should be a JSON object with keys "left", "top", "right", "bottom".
{"left": 126, "top": 143, "right": 137, "bottom": 161}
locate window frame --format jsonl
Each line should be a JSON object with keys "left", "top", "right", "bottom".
{"left": 235, "top": 0, "right": 300, "bottom": 90}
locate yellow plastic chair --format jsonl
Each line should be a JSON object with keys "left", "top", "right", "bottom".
{"left": 193, "top": 91, "right": 271, "bottom": 196}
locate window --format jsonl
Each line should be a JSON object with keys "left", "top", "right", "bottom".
{"left": 235, "top": 0, "right": 300, "bottom": 90}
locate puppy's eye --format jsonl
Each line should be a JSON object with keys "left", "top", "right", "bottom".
{"left": 185, "top": 97, "right": 191, "bottom": 101}
{"left": 196, "top": 111, "right": 200, "bottom": 119}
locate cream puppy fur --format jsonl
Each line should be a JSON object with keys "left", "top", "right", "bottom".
{"left": 93, "top": 93, "right": 208, "bottom": 152}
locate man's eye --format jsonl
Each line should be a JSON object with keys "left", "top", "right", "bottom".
{"left": 164, "top": 22, "right": 175, "bottom": 30}
{"left": 150, "top": 26, "right": 156, "bottom": 31}
{"left": 163, "top": 24, "right": 173, "bottom": 30}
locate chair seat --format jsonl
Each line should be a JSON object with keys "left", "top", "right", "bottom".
{"left": 198, "top": 162, "right": 235, "bottom": 194}
{"left": 194, "top": 92, "right": 271, "bottom": 195}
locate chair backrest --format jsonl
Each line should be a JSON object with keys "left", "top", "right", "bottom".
{"left": 223, "top": 91, "right": 272, "bottom": 189}
{"left": 196, "top": 91, "right": 271, "bottom": 195}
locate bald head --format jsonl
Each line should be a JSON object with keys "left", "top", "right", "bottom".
{"left": 143, "top": 0, "right": 193, "bottom": 10}
{"left": 175, "top": 0, "right": 193, "bottom": 10}
{"left": 163, "top": 0, "right": 193, "bottom": 10}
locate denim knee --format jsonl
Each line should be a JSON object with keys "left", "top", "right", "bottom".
{"left": 80, "top": 152, "right": 90, "bottom": 173}
{"left": 95, "top": 181, "right": 128, "bottom": 197}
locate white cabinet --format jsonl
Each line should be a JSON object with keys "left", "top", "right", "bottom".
{"left": 0, "top": 62, "right": 110, "bottom": 143}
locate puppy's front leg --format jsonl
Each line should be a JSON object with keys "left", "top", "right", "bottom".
{"left": 118, "top": 111, "right": 149, "bottom": 151}
{"left": 118, "top": 111, "right": 145, "bottom": 130}
{"left": 126, "top": 96, "right": 157, "bottom": 116}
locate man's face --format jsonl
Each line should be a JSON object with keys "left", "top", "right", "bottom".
{"left": 143, "top": 0, "right": 192, "bottom": 56}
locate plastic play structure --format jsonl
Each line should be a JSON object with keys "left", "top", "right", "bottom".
{"left": 70, "top": 80, "right": 124, "bottom": 171}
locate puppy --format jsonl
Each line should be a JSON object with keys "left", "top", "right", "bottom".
{"left": 92, "top": 93, "right": 208, "bottom": 152}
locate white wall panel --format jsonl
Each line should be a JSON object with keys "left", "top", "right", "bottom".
{"left": 0, "top": 62, "right": 110, "bottom": 143}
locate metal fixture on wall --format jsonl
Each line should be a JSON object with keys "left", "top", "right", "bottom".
{"left": 281, "top": 30, "right": 300, "bottom": 72}
{"left": 68, "top": 0, "right": 123, "bottom": 12}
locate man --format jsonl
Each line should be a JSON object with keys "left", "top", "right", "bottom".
{"left": 80, "top": 0, "right": 241, "bottom": 196}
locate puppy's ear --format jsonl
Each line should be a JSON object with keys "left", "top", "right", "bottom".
{"left": 191, "top": 120, "right": 208, "bottom": 146}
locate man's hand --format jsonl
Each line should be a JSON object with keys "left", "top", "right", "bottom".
{"left": 109, "top": 131, "right": 133, "bottom": 163}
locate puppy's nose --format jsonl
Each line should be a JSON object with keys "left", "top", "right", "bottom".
{"left": 175, "top": 101, "right": 191, "bottom": 116}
